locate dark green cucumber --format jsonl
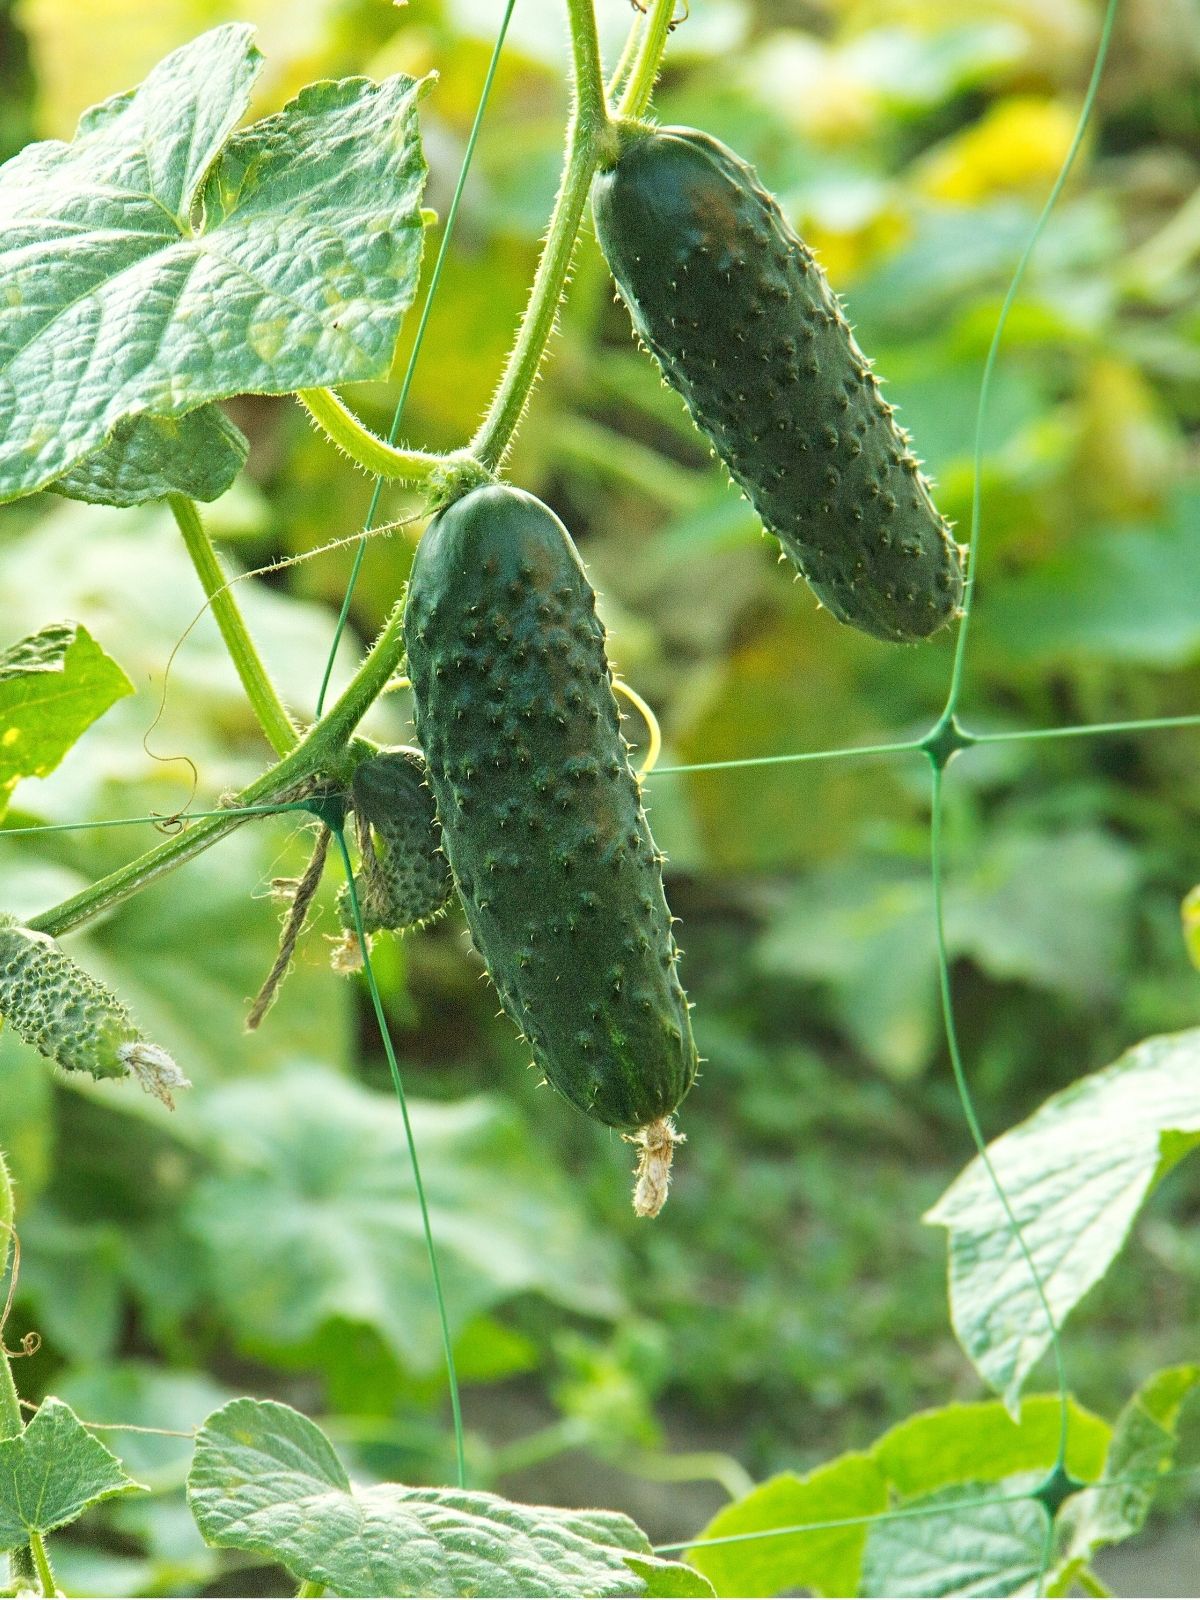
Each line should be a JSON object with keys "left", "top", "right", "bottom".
{"left": 592, "top": 125, "right": 964, "bottom": 643}
{"left": 403, "top": 485, "right": 697, "bottom": 1162}
{"left": 0, "top": 915, "right": 188, "bottom": 1105}
{"left": 337, "top": 747, "right": 454, "bottom": 936}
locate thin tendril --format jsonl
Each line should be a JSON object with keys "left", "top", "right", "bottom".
{"left": 331, "top": 827, "right": 466, "bottom": 1488}
{"left": 313, "top": 0, "right": 519, "bottom": 719}
{"left": 943, "top": 0, "right": 1121, "bottom": 717}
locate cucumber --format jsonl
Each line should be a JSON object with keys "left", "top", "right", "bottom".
{"left": 337, "top": 747, "right": 454, "bottom": 937}
{"left": 403, "top": 485, "right": 697, "bottom": 1211}
{"left": 0, "top": 915, "right": 188, "bottom": 1106}
{"left": 592, "top": 125, "right": 964, "bottom": 643}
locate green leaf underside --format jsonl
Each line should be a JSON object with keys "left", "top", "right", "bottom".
{"left": 0, "top": 1397, "right": 144, "bottom": 1548}
{"left": 188, "top": 1398, "right": 707, "bottom": 1598}
{"left": 0, "top": 22, "right": 429, "bottom": 502}
{"left": 859, "top": 1482, "right": 1048, "bottom": 1598}
{"left": 686, "top": 1396, "right": 1108, "bottom": 1598}
{"left": 48, "top": 406, "right": 248, "bottom": 506}
{"left": 925, "top": 1027, "right": 1200, "bottom": 1407}
{"left": 1049, "top": 1365, "right": 1200, "bottom": 1590}
{"left": 0, "top": 622, "right": 132, "bottom": 814}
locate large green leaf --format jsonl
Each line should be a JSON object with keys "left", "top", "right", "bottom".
{"left": 1048, "top": 1365, "right": 1200, "bottom": 1593}
{"left": 926, "top": 1028, "right": 1200, "bottom": 1408}
{"left": 188, "top": 1397, "right": 710, "bottom": 1598}
{"left": 183, "top": 1068, "right": 623, "bottom": 1371}
{"left": 0, "top": 1397, "right": 144, "bottom": 1549}
{"left": 859, "top": 1482, "right": 1049, "bottom": 1598}
{"left": 0, "top": 622, "right": 132, "bottom": 816}
{"left": 48, "top": 407, "right": 249, "bottom": 507}
{"left": 0, "top": 23, "right": 429, "bottom": 501}
{"left": 686, "top": 1397, "right": 1106, "bottom": 1598}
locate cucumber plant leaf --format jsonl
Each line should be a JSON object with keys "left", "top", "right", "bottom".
{"left": 926, "top": 1028, "right": 1200, "bottom": 1409}
{"left": 1047, "top": 1365, "right": 1200, "bottom": 1594}
{"left": 686, "top": 1396, "right": 1107, "bottom": 1598}
{"left": 48, "top": 407, "right": 249, "bottom": 507}
{"left": 0, "top": 1397, "right": 145, "bottom": 1549}
{"left": 187, "top": 1398, "right": 711, "bottom": 1598}
{"left": 859, "top": 1481, "right": 1049, "bottom": 1598}
{"left": 183, "top": 1067, "right": 623, "bottom": 1372}
{"left": 0, "top": 22, "right": 429, "bottom": 502}
{"left": 0, "top": 622, "right": 132, "bottom": 817}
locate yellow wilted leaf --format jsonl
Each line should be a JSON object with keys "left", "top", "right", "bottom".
{"left": 916, "top": 96, "right": 1081, "bottom": 204}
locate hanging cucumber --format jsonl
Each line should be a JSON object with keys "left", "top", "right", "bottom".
{"left": 592, "top": 125, "right": 965, "bottom": 643}
{"left": 403, "top": 484, "right": 696, "bottom": 1214}
{"left": 0, "top": 916, "right": 188, "bottom": 1106}
{"left": 336, "top": 747, "right": 455, "bottom": 939}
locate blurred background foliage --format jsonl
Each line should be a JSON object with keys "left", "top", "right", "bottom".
{"left": 1, "top": 0, "right": 1200, "bottom": 1592}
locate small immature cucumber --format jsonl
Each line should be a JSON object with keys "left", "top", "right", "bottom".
{"left": 592, "top": 126, "right": 964, "bottom": 643}
{"left": 337, "top": 747, "right": 454, "bottom": 936}
{"left": 403, "top": 485, "right": 697, "bottom": 1211}
{"left": 0, "top": 915, "right": 188, "bottom": 1106}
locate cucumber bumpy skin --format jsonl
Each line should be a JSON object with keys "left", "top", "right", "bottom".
{"left": 0, "top": 916, "right": 189, "bottom": 1107}
{"left": 403, "top": 485, "right": 697, "bottom": 1213}
{"left": 336, "top": 747, "right": 455, "bottom": 939}
{"left": 592, "top": 126, "right": 965, "bottom": 643}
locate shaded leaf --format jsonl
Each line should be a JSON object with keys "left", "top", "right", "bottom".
{"left": 184, "top": 1068, "right": 623, "bottom": 1371}
{"left": 48, "top": 407, "right": 248, "bottom": 507}
{"left": 0, "top": 1397, "right": 144, "bottom": 1548}
{"left": 0, "top": 622, "right": 131, "bottom": 815}
{"left": 0, "top": 23, "right": 429, "bottom": 500}
{"left": 188, "top": 1397, "right": 698, "bottom": 1597}
{"left": 926, "top": 1028, "right": 1200, "bottom": 1407}
{"left": 860, "top": 1482, "right": 1048, "bottom": 1598}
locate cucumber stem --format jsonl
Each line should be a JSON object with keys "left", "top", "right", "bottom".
{"left": 617, "top": 0, "right": 675, "bottom": 119}
{"left": 470, "top": 0, "right": 612, "bottom": 472}
{"left": 169, "top": 495, "right": 300, "bottom": 759}
{"left": 29, "top": 606, "right": 408, "bottom": 938}
{"left": 297, "top": 388, "right": 457, "bottom": 483}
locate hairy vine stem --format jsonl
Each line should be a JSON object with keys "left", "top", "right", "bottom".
{"left": 29, "top": 606, "right": 406, "bottom": 938}
{"left": 297, "top": 388, "right": 457, "bottom": 483}
{"left": 169, "top": 495, "right": 300, "bottom": 758}
{"left": 470, "top": 0, "right": 613, "bottom": 471}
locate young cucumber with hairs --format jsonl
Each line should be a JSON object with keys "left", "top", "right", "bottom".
{"left": 336, "top": 747, "right": 455, "bottom": 945}
{"left": 403, "top": 485, "right": 696, "bottom": 1215}
{"left": 592, "top": 124, "right": 965, "bottom": 643}
{"left": 0, "top": 916, "right": 188, "bottom": 1107}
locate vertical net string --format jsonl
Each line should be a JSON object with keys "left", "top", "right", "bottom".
{"left": 313, "top": 0, "right": 521, "bottom": 718}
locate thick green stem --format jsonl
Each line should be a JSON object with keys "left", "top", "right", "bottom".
{"left": 169, "top": 496, "right": 300, "bottom": 759}
{"left": 298, "top": 389, "right": 456, "bottom": 482}
{"left": 0, "top": 1158, "right": 36, "bottom": 1594}
{"left": 28, "top": 607, "right": 408, "bottom": 939}
{"left": 617, "top": 0, "right": 674, "bottom": 118}
{"left": 470, "top": 0, "right": 611, "bottom": 472}
{"left": 27, "top": 1535, "right": 56, "bottom": 1599}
